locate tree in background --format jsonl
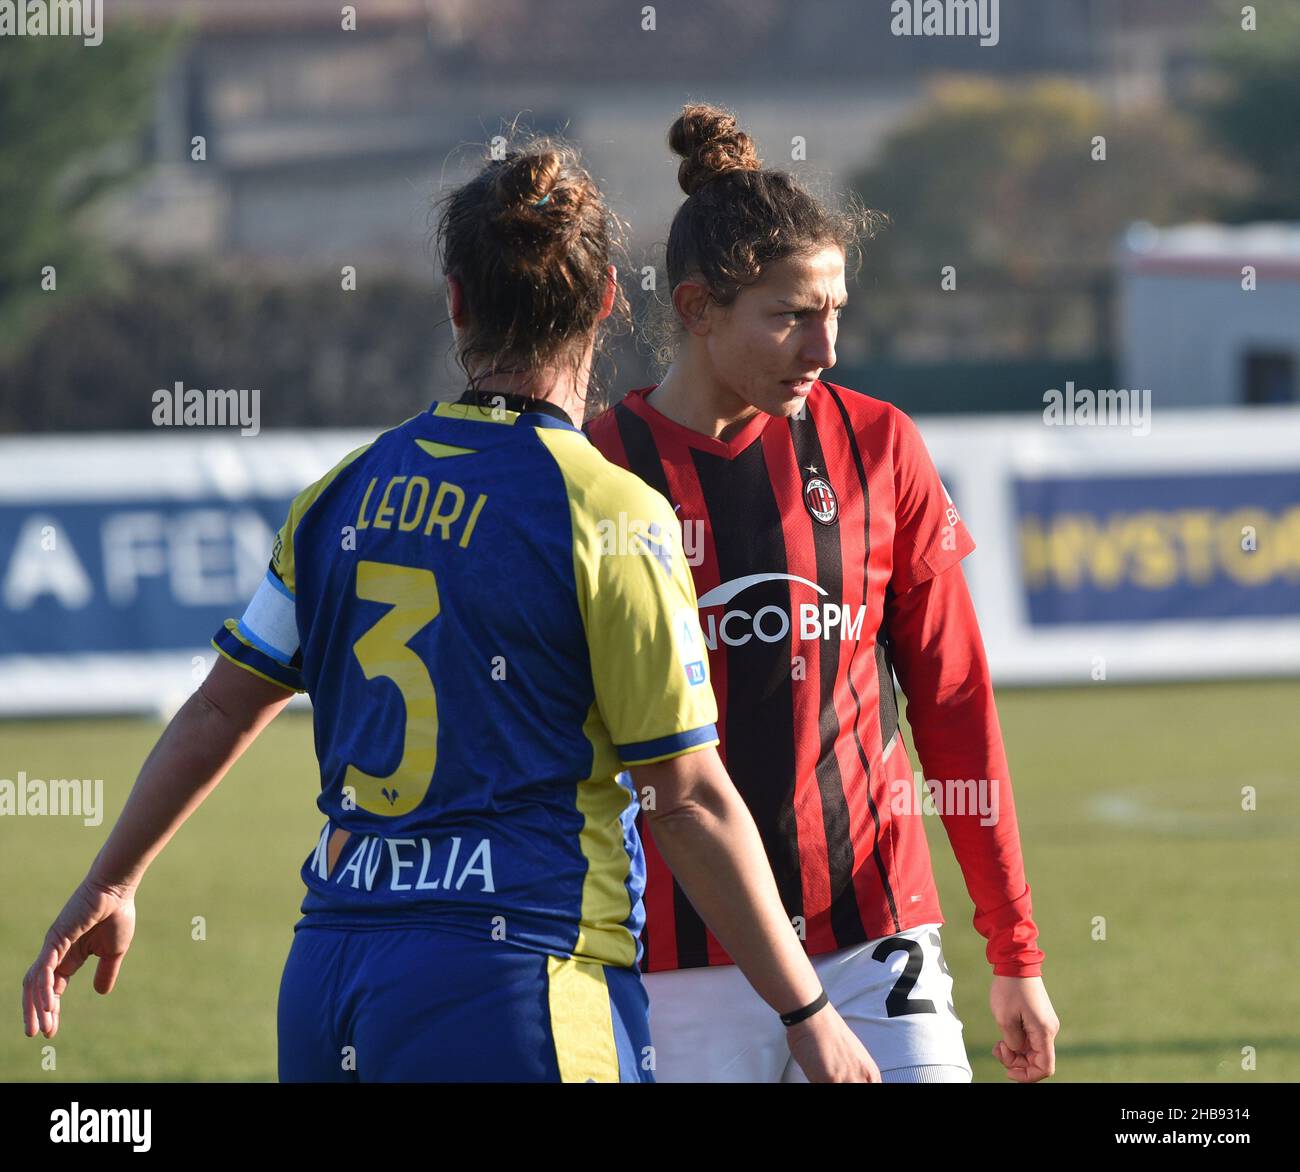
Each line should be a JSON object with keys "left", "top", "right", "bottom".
{"left": 0, "top": 259, "right": 456, "bottom": 432}
{"left": 1196, "top": 0, "right": 1300, "bottom": 222}
{"left": 0, "top": 20, "right": 185, "bottom": 362}
{"left": 848, "top": 76, "right": 1240, "bottom": 363}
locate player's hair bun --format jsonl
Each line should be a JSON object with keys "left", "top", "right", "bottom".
{"left": 489, "top": 149, "right": 567, "bottom": 227}
{"left": 669, "top": 103, "right": 762, "bottom": 196}
{"left": 434, "top": 132, "right": 627, "bottom": 407}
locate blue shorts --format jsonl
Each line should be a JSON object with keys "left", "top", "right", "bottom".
{"left": 277, "top": 924, "right": 652, "bottom": 1082}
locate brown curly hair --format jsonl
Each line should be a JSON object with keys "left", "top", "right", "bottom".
{"left": 664, "top": 103, "right": 885, "bottom": 315}
{"left": 433, "top": 133, "right": 629, "bottom": 409}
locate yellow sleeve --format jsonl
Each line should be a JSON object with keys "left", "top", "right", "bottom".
{"left": 537, "top": 429, "right": 719, "bottom": 766}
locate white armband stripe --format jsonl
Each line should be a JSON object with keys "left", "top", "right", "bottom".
{"left": 238, "top": 570, "right": 300, "bottom": 664}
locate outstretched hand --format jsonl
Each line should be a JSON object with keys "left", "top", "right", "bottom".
{"left": 22, "top": 880, "right": 137, "bottom": 1039}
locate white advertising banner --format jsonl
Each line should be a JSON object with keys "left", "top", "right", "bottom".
{"left": 1, "top": 407, "right": 1298, "bottom": 714}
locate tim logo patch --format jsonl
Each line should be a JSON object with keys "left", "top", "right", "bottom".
{"left": 673, "top": 607, "right": 708, "bottom": 686}
{"left": 803, "top": 477, "right": 839, "bottom": 526}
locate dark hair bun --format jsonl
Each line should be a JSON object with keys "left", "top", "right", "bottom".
{"left": 490, "top": 149, "right": 564, "bottom": 218}
{"left": 669, "top": 103, "right": 761, "bottom": 196}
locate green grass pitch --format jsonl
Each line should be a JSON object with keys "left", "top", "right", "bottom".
{"left": 2, "top": 679, "right": 1296, "bottom": 1081}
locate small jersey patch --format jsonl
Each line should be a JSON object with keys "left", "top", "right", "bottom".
{"left": 672, "top": 606, "right": 708, "bottom": 686}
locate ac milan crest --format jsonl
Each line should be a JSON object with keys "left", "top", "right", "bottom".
{"left": 803, "top": 476, "right": 838, "bottom": 525}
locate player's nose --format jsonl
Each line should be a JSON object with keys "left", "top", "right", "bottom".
{"left": 802, "top": 322, "right": 836, "bottom": 371}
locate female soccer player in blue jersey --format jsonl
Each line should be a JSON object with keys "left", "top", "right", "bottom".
{"left": 22, "top": 136, "right": 877, "bottom": 1082}
{"left": 588, "top": 104, "right": 1061, "bottom": 1083}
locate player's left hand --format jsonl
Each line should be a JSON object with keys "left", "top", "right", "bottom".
{"left": 22, "top": 878, "right": 137, "bottom": 1040}
{"left": 989, "top": 974, "right": 1058, "bottom": 1082}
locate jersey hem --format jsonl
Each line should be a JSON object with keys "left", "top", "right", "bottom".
{"left": 619, "top": 723, "right": 719, "bottom": 766}
{"left": 210, "top": 636, "right": 300, "bottom": 692}
{"left": 291, "top": 910, "right": 639, "bottom": 969}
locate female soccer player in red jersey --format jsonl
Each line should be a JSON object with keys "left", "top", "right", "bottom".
{"left": 21, "top": 135, "right": 877, "bottom": 1083}
{"left": 586, "top": 104, "right": 1060, "bottom": 1083}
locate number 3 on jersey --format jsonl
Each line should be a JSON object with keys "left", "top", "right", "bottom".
{"left": 344, "top": 559, "right": 440, "bottom": 816}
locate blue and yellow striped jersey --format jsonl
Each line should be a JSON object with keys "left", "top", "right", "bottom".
{"left": 212, "top": 395, "right": 718, "bottom": 967}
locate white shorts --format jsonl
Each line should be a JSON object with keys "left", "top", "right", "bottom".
{"left": 642, "top": 923, "right": 973, "bottom": 1082}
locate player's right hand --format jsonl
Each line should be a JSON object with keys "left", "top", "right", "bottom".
{"left": 22, "top": 879, "right": 137, "bottom": 1039}
{"left": 785, "top": 1003, "right": 882, "bottom": 1082}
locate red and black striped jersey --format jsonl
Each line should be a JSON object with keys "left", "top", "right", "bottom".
{"left": 586, "top": 380, "right": 1044, "bottom": 976}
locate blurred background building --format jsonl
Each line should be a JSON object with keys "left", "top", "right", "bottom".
{"left": 3, "top": 0, "right": 1264, "bottom": 430}
{"left": 1118, "top": 222, "right": 1300, "bottom": 406}
{"left": 98, "top": 0, "right": 1221, "bottom": 272}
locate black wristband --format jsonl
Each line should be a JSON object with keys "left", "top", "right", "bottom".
{"left": 780, "top": 989, "right": 829, "bottom": 1027}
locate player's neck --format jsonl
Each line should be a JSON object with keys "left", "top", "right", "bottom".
{"left": 468, "top": 366, "right": 586, "bottom": 428}
{"left": 648, "top": 359, "right": 760, "bottom": 442}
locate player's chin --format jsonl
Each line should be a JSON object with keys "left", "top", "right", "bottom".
{"left": 777, "top": 379, "right": 816, "bottom": 410}
{"left": 771, "top": 388, "right": 810, "bottom": 416}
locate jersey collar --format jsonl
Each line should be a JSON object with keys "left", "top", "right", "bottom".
{"left": 621, "top": 385, "right": 779, "bottom": 459}
{"left": 449, "top": 389, "right": 577, "bottom": 429}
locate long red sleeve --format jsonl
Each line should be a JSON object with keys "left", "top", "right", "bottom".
{"left": 885, "top": 562, "right": 1045, "bottom": 977}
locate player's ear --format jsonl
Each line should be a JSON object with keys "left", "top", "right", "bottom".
{"left": 596, "top": 263, "right": 617, "bottom": 322}
{"left": 672, "top": 280, "right": 713, "bottom": 338}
